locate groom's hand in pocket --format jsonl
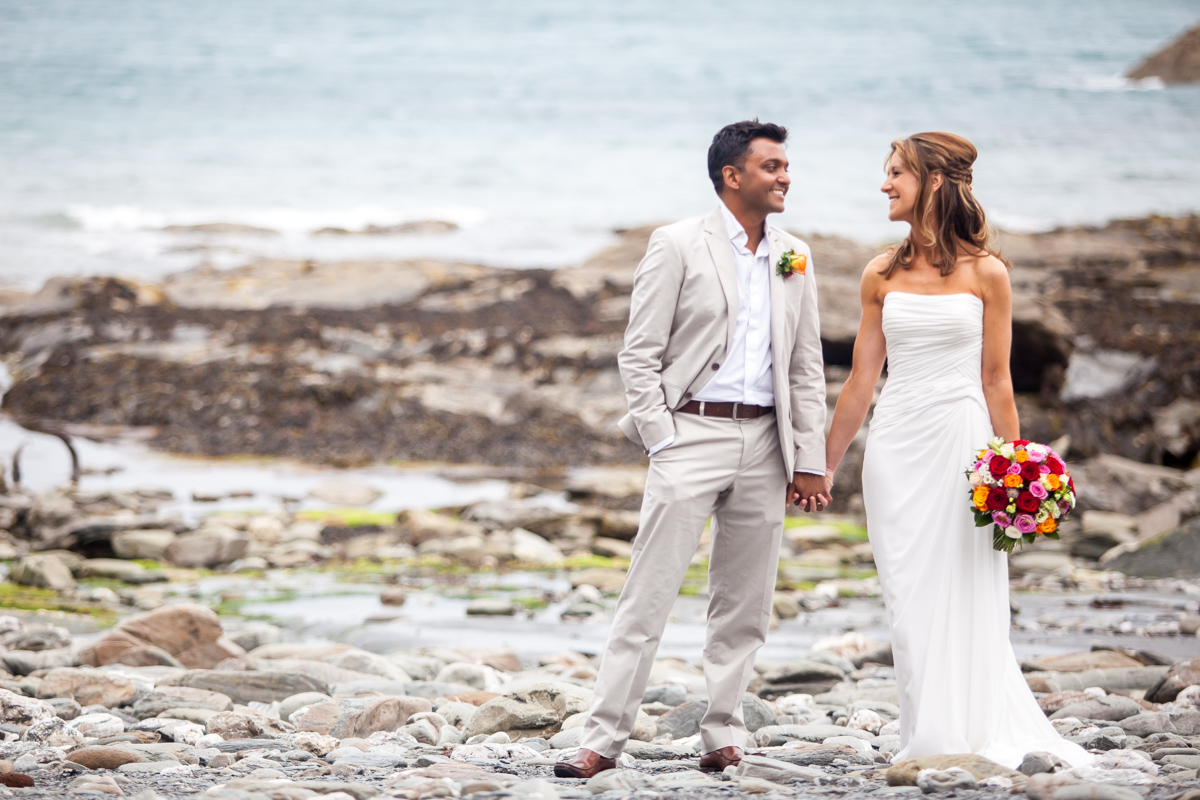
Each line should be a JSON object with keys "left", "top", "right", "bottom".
{"left": 788, "top": 473, "right": 832, "bottom": 512}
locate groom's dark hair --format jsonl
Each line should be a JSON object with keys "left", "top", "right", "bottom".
{"left": 708, "top": 119, "right": 788, "bottom": 194}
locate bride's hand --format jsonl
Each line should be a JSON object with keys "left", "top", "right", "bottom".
{"left": 789, "top": 473, "right": 832, "bottom": 512}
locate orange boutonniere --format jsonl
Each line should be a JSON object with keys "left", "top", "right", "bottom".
{"left": 777, "top": 249, "right": 806, "bottom": 279}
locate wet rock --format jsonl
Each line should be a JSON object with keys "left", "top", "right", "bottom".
{"left": 111, "top": 529, "right": 177, "bottom": 560}
{"left": 10, "top": 553, "right": 75, "bottom": 592}
{"left": 0, "top": 689, "right": 56, "bottom": 725}
{"left": 291, "top": 696, "right": 431, "bottom": 739}
{"left": 158, "top": 669, "right": 328, "bottom": 704}
{"left": 1050, "top": 695, "right": 1144, "bottom": 721}
{"left": 1147, "top": 657, "right": 1200, "bottom": 703}
{"left": 163, "top": 527, "right": 249, "bottom": 568}
{"left": 1107, "top": 517, "right": 1200, "bottom": 578}
{"left": 3, "top": 647, "right": 78, "bottom": 676}
{"left": 36, "top": 668, "right": 139, "bottom": 707}
{"left": 80, "top": 604, "right": 245, "bottom": 669}
{"left": 888, "top": 754, "right": 1024, "bottom": 786}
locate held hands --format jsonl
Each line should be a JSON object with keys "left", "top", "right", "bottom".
{"left": 787, "top": 472, "right": 832, "bottom": 512}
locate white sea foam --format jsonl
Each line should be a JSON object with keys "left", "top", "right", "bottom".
{"left": 64, "top": 204, "right": 489, "bottom": 235}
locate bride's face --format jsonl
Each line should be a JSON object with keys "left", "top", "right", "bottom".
{"left": 882, "top": 156, "right": 920, "bottom": 223}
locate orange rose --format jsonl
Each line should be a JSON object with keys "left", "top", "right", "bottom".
{"left": 1014, "top": 451, "right": 1029, "bottom": 463}
{"left": 1045, "top": 474, "right": 1061, "bottom": 490}
{"left": 1003, "top": 474, "right": 1023, "bottom": 488}
{"left": 1037, "top": 518, "right": 1057, "bottom": 534}
{"left": 972, "top": 487, "right": 990, "bottom": 509}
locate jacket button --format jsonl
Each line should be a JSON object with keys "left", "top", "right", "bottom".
{"left": 711, "top": 363, "right": 720, "bottom": 371}
{"left": 684, "top": 392, "right": 692, "bottom": 399}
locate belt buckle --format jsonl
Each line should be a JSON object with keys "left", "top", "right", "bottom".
{"left": 732, "top": 402, "right": 740, "bottom": 420}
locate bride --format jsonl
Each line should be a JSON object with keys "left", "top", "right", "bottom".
{"left": 822, "top": 132, "right": 1090, "bottom": 768}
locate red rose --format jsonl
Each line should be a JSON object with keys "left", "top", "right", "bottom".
{"left": 1013, "top": 440, "right": 1030, "bottom": 446}
{"left": 988, "top": 456, "right": 1012, "bottom": 478}
{"left": 1016, "top": 492, "right": 1039, "bottom": 513}
{"left": 1046, "top": 456, "right": 1064, "bottom": 475}
{"left": 1067, "top": 476, "right": 1075, "bottom": 491}
{"left": 986, "top": 488, "right": 1008, "bottom": 511}
{"left": 1020, "top": 462, "right": 1041, "bottom": 482}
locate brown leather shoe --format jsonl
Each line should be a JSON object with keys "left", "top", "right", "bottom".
{"left": 698, "top": 745, "right": 743, "bottom": 772}
{"left": 553, "top": 748, "right": 617, "bottom": 779}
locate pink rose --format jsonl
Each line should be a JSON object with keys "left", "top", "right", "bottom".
{"left": 1029, "top": 482, "right": 1048, "bottom": 500}
{"left": 1015, "top": 514, "right": 1037, "bottom": 534}
{"left": 1007, "top": 463, "right": 1022, "bottom": 475}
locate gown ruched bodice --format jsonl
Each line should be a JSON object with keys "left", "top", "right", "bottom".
{"left": 862, "top": 292, "right": 1090, "bottom": 769}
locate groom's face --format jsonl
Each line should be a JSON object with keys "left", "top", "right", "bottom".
{"left": 730, "top": 138, "right": 790, "bottom": 215}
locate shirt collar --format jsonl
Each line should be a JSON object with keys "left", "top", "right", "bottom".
{"left": 719, "top": 201, "right": 771, "bottom": 257}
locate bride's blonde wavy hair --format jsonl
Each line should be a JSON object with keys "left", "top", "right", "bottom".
{"left": 882, "top": 132, "right": 1009, "bottom": 279}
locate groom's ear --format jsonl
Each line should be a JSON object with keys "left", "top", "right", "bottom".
{"left": 721, "top": 164, "right": 741, "bottom": 194}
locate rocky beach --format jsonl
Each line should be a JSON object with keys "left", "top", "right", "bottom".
{"left": 0, "top": 212, "right": 1196, "bottom": 800}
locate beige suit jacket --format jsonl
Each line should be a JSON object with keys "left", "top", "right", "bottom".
{"left": 616, "top": 206, "right": 827, "bottom": 475}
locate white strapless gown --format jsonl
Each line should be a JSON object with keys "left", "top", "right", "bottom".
{"left": 862, "top": 292, "right": 1091, "bottom": 769}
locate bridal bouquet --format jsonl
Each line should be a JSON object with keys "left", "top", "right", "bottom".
{"left": 967, "top": 437, "right": 1076, "bottom": 554}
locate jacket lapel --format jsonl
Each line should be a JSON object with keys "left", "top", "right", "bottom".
{"left": 768, "top": 228, "right": 788, "bottom": 392}
{"left": 702, "top": 207, "right": 739, "bottom": 354}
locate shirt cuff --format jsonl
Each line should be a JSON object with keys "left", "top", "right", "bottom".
{"left": 794, "top": 468, "right": 825, "bottom": 477}
{"left": 648, "top": 434, "right": 674, "bottom": 455}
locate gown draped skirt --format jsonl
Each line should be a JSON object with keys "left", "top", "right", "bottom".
{"left": 861, "top": 292, "right": 1090, "bottom": 769}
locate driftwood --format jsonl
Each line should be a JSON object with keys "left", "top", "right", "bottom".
{"left": 11, "top": 424, "right": 80, "bottom": 488}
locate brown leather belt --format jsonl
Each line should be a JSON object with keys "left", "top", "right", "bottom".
{"left": 677, "top": 400, "right": 774, "bottom": 420}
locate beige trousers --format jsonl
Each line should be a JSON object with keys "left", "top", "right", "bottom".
{"left": 579, "top": 411, "right": 788, "bottom": 756}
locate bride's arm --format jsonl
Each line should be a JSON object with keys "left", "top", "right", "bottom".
{"left": 824, "top": 258, "right": 888, "bottom": 482}
{"left": 979, "top": 257, "right": 1020, "bottom": 441}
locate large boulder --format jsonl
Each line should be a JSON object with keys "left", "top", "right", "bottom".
{"left": 1070, "top": 456, "right": 1192, "bottom": 516}
{"left": 291, "top": 696, "right": 431, "bottom": 739}
{"left": 164, "top": 526, "right": 249, "bottom": 568}
{"left": 9, "top": 554, "right": 75, "bottom": 592}
{"left": 1049, "top": 695, "right": 1143, "bottom": 722}
{"left": 462, "top": 696, "right": 560, "bottom": 739}
{"left": 158, "top": 670, "right": 328, "bottom": 704}
{"left": 1105, "top": 517, "right": 1200, "bottom": 578}
{"left": 1128, "top": 24, "right": 1200, "bottom": 85}
{"left": 1145, "top": 657, "right": 1200, "bottom": 703}
{"left": 1023, "top": 651, "right": 1144, "bottom": 673}
{"left": 111, "top": 529, "right": 177, "bottom": 560}
{"left": 79, "top": 604, "right": 245, "bottom": 669}
{"left": 655, "top": 694, "right": 774, "bottom": 740}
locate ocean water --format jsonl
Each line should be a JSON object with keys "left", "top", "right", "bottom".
{"left": 1, "top": 0, "right": 1198, "bottom": 288}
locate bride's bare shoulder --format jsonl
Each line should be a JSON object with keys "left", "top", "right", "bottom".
{"left": 969, "top": 253, "right": 1012, "bottom": 300}
{"left": 859, "top": 255, "right": 890, "bottom": 304}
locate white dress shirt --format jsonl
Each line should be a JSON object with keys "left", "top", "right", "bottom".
{"left": 647, "top": 203, "right": 823, "bottom": 479}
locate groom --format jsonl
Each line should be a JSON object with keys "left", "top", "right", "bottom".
{"left": 555, "top": 120, "right": 830, "bottom": 778}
